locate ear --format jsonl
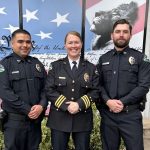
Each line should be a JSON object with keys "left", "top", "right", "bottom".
{"left": 111, "top": 33, "right": 113, "bottom": 40}
{"left": 11, "top": 40, "right": 13, "bottom": 48}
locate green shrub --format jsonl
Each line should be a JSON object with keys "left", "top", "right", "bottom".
{"left": 0, "top": 104, "right": 125, "bottom": 150}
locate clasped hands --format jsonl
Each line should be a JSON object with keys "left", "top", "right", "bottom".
{"left": 66, "top": 101, "right": 80, "bottom": 115}
{"left": 28, "top": 105, "right": 43, "bottom": 119}
{"left": 106, "top": 99, "right": 124, "bottom": 113}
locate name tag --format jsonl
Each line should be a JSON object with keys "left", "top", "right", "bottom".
{"left": 58, "top": 76, "right": 66, "bottom": 79}
{"left": 12, "top": 71, "right": 19, "bottom": 74}
{"left": 102, "top": 62, "right": 109, "bottom": 65}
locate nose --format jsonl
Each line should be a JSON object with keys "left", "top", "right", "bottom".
{"left": 22, "top": 41, "right": 28, "bottom": 47}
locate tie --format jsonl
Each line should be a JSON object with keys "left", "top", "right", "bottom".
{"left": 72, "top": 61, "right": 78, "bottom": 77}
{"left": 109, "top": 53, "right": 120, "bottom": 98}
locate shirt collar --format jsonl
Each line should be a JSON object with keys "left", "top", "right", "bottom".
{"left": 68, "top": 57, "right": 80, "bottom": 69}
{"left": 12, "top": 52, "right": 31, "bottom": 63}
{"left": 112, "top": 46, "right": 129, "bottom": 55}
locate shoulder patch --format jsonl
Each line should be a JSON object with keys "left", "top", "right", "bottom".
{"left": 0, "top": 64, "right": 5, "bottom": 72}
{"left": 143, "top": 55, "right": 150, "bottom": 62}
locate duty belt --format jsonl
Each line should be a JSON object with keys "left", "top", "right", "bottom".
{"left": 8, "top": 113, "right": 29, "bottom": 121}
{"left": 122, "top": 104, "right": 140, "bottom": 113}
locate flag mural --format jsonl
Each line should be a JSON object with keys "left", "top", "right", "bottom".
{"left": 85, "top": 0, "right": 148, "bottom": 64}
{"left": 0, "top": 0, "right": 149, "bottom": 68}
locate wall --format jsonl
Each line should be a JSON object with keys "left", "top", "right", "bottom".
{"left": 143, "top": 2, "right": 150, "bottom": 118}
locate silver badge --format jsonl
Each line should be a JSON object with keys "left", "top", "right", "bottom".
{"left": 36, "top": 64, "right": 41, "bottom": 72}
{"left": 129, "top": 56, "right": 135, "bottom": 65}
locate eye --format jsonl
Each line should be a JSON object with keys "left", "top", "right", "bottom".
{"left": 17, "top": 40, "right": 31, "bottom": 44}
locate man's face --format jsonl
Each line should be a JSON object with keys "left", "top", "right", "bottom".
{"left": 11, "top": 33, "right": 32, "bottom": 58}
{"left": 111, "top": 24, "right": 132, "bottom": 49}
{"left": 65, "top": 34, "right": 82, "bottom": 60}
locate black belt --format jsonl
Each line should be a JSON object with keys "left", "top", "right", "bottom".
{"left": 122, "top": 104, "right": 139, "bottom": 113}
{"left": 8, "top": 113, "right": 29, "bottom": 121}
{"left": 102, "top": 104, "right": 139, "bottom": 113}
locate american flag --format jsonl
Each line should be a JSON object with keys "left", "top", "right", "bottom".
{"left": 0, "top": 0, "right": 148, "bottom": 66}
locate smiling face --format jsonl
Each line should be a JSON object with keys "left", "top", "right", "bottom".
{"left": 111, "top": 23, "right": 132, "bottom": 51}
{"left": 65, "top": 33, "right": 82, "bottom": 60}
{"left": 11, "top": 33, "right": 32, "bottom": 58}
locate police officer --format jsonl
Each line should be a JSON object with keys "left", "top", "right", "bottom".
{"left": 45, "top": 31, "right": 99, "bottom": 150}
{"left": 96, "top": 19, "right": 150, "bottom": 150}
{"left": 0, "top": 29, "right": 47, "bottom": 150}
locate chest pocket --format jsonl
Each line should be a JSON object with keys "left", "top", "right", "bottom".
{"left": 9, "top": 71, "right": 22, "bottom": 92}
{"left": 102, "top": 65, "right": 112, "bottom": 83}
{"left": 120, "top": 64, "right": 138, "bottom": 83}
{"left": 33, "top": 71, "right": 44, "bottom": 90}
{"left": 55, "top": 78, "right": 67, "bottom": 87}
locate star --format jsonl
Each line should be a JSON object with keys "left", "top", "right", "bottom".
{"left": 51, "top": 12, "right": 69, "bottom": 27}
{"left": 23, "top": 9, "right": 39, "bottom": 23}
{"left": 4, "top": 24, "right": 19, "bottom": 34}
{"left": 0, "top": 40, "right": 6, "bottom": 45}
{"left": 0, "top": 7, "right": 7, "bottom": 15}
{"left": 35, "top": 31, "right": 52, "bottom": 40}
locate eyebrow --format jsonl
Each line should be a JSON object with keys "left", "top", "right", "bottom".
{"left": 17, "top": 40, "right": 31, "bottom": 43}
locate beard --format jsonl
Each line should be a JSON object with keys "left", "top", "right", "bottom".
{"left": 113, "top": 39, "right": 130, "bottom": 49}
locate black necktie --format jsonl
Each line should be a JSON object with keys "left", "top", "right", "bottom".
{"left": 72, "top": 61, "right": 78, "bottom": 77}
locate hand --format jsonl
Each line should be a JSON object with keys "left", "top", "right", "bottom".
{"left": 66, "top": 101, "right": 79, "bottom": 114}
{"left": 28, "top": 105, "right": 43, "bottom": 119}
{"left": 106, "top": 99, "right": 124, "bottom": 113}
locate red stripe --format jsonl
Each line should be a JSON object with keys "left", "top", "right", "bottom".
{"left": 79, "top": 0, "right": 102, "bottom": 9}
{"left": 132, "top": 4, "right": 146, "bottom": 34}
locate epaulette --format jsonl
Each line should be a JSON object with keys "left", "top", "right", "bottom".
{"left": 128, "top": 48, "right": 143, "bottom": 54}
{"left": 31, "top": 56, "right": 38, "bottom": 60}
{"left": 57, "top": 58, "right": 65, "bottom": 61}
{"left": 1, "top": 54, "right": 12, "bottom": 61}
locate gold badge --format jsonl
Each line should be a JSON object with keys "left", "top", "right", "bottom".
{"left": 128, "top": 56, "right": 135, "bottom": 65}
{"left": 84, "top": 73, "right": 89, "bottom": 82}
{"left": 36, "top": 64, "right": 41, "bottom": 72}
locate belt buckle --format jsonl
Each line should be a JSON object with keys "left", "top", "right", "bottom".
{"left": 124, "top": 106, "right": 129, "bottom": 113}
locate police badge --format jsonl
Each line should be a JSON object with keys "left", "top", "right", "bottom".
{"left": 128, "top": 56, "right": 135, "bottom": 65}
{"left": 36, "top": 64, "right": 41, "bottom": 72}
{"left": 84, "top": 73, "right": 89, "bottom": 82}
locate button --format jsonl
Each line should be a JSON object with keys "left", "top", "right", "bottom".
{"left": 71, "top": 97, "right": 74, "bottom": 100}
{"left": 72, "top": 80, "right": 75, "bottom": 84}
{"left": 114, "top": 71, "right": 116, "bottom": 74}
{"left": 58, "top": 83, "right": 61, "bottom": 86}
{"left": 84, "top": 111, "right": 86, "bottom": 113}
{"left": 72, "top": 89, "right": 74, "bottom": 92}
{"left": 56, "top": 108, "right": 59, "bottom": 111}
{"left": 86, "top": 86, "right": 88, "bottom": 88}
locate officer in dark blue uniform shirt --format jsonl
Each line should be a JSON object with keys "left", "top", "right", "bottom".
{"left": 0, "top": 29, "right": 47, "bottom": 150}
{"left": 96, "top": 19, "right": 150, "bottom": 150}
{"left": 45, "top": 31, "right": 99, "bottom": 150}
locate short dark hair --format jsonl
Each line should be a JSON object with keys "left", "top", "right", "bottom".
{"left": 12, "top": 29, "right": 31, "bottom": 39}
{"left": 64, "top": 31, "right": 82, "bottom": 44}
{"left": 112, "top": 19, "right": 132, "bottom": 33}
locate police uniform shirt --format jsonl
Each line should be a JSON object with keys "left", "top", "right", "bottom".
{"left": 0, "top": 52, "right": 47, "bottom": 115}
{"left": 68, "top": 57, "right": 80, "bottom": 69}
{"left": 97, "top": 46, "right": 150, "bottom": 106}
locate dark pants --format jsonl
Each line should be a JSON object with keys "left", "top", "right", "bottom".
{"left": 100, "top": 109, "right": 144, "bottom": 150}
{"left": 4, "top": 118, "right": 41, "bottom": 150}
{"left": 51, "top": 129, "right": 91, "bottom": 150}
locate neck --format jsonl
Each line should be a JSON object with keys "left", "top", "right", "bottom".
{"left": 115, "top": 45, "right": 128, "bottom": 51}
{"left": 68, "top": 56, "right": 80, "bottom": 61}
